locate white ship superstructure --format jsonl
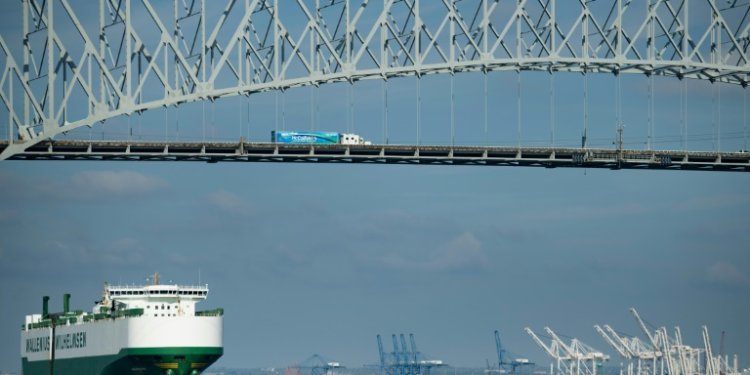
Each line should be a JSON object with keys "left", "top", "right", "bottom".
{"left": 21, "top": 275, "right": 223, "bottom": 375}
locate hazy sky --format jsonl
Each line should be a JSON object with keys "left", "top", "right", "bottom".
{"left": 1, "top": 163, "right": 749, "bottom": 372}
{"left": 1, "top": 1, "right": 749, "bottom": 373}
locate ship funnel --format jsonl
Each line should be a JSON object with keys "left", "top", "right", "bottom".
{"left": 63, "top": 293, "right": 71, "bottom": 314}
{"left": 42, "top": 296, "right": 50, "bottom": 318}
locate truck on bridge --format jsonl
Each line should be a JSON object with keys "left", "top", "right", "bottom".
{"left": 272, "top": 131, "right": 371, "bottom": 145}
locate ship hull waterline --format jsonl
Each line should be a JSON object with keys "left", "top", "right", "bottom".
{"left": 22, "top": 346, "right": 222, "bottom": 375}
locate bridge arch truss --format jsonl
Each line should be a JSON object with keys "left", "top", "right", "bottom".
{"left": 1, "top": 0, "right": 749, "bottom": 159}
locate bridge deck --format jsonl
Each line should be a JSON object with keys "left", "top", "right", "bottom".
{"left": 1, "top": 140, "right": 748, "bottom": 172}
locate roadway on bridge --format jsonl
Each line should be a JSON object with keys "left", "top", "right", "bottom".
{"left": 2, "top": 140, "right": 748, "bottom": 172}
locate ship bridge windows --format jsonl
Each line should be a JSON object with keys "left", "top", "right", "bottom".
{"left": 109, "top": 290, "right": 149, "bottom": 296}
{"left": 179, "top": 290, "right": 203, "bottom": 296}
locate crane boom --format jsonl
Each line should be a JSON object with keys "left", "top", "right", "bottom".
{"left": 495, "top": 330, "right": 507, "bottom": 365}
{"left": 674, "top": 327, "right": 689, "bottom": 375}
{"left": 544, "top": 327, "right": 576, "bottom": 359}
{"left": 719, "top": 331, "right": 726, "bottom": 375}
{"left": 525, "top": 327, "right": 559, "bottom": 359}
{"left": 399, "top": 334, "right": 410, "bottom": 375}
{"left": 409, "top": 334, "right": 418, "bottom": 365}
{"left": 603, "top": 325, "right": 638, "bottom": 358}
{"left": 595, "top": 325, "right": 630, "bottom": 358}
{"left": 658, "top": 328, "right": 676, "bottom": 375}
{"left": 630, "top": 308, "right": 659, "bottom": 348}
{"left": 377, "top": 335, "right": 387, "bottom": 368}
{"left": 703, "top": 326, "right": 716, "bottom": 375}
{"left": 392, "top": 335, "right": 402, "bottom": 368}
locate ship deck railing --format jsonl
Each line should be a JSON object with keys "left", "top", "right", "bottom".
{"left": 23, "top": 308, "right": 146, "bottom": 330}
{"left": 196, "top": 308, "right": 224, "bottom": 317}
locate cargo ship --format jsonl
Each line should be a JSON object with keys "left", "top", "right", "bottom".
{"left": 20, "top": 274, "right": 223, "bottom": 374}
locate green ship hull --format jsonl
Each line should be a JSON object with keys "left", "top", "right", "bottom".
{"left": 22, "top": 347, "right": 222, "bottom": 375}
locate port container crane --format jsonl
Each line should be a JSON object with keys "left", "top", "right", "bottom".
{"left": 526, "top": 327, "right": 608, "bottom": 375}
{"left": 376, "top": 334, "right": 445, "bottom": 375}
{"left": 595, "top": 324, "right": 665, "bottom": 375}
{"left": 595, "top": 325, "right": 635, "bottom": 375}
{"left": 703, "top": 326, "right": 717, "bottom": 375}
{"left": 495, "top": 330, "right": 534, "bottom": 374}
{"left": 289, "top": 354, "right": 343, "bottom": 375}
{"left": 630, "top": 308, "right": 662, "bottom": 353}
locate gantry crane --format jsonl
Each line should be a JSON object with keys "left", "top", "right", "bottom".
{"left": 495, "top": 330, "right": 534, "bottom": 374}
{"left": 376, "top": 333, "right": 445, "bottom": 375}
{"left": 526, "top": 327, "right": 608, "bottom": 375}
{"left": 595, "top": 324, "right": 661, "bottom": 375}
{"left": 288, "top": 354, "right": 343, "bottom": 375}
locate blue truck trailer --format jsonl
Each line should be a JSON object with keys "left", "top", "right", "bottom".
{"left": 272, "top": 131, "right": 370, "bottom": 145}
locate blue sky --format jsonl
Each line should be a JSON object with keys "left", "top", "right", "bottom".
{"left": 2, "top": 163, "right": 749, "bottom": 371}
{"left": 1, "top": 1, "right": 750, "bottom": 373}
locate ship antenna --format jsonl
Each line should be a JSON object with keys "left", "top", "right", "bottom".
{"left": 152, "top": 272, "right": 160, "bottom": 285}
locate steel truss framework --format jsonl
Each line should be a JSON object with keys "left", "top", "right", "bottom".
{"left": 1, "top": 0, "right": 750, "bottom": 160}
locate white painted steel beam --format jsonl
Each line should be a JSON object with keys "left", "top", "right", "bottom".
{"left": 1, "top": 0, "right": 749, "bottom": 159}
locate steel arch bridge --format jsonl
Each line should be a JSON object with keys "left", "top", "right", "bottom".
{"left": 0, "top": 0, "right": 749, "bottom": 168}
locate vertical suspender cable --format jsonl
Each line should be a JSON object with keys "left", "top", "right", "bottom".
{"left": 176, "top": 104, "right": 180, "bottom": 141}
{"left": 712, "top": 82, "right": 716, "bottom": 151}
{"left": 169, "top": 0, "right": 175, "bottom": 143}
{"left": 681, "top": 79, "right": 685, "bottom": 151}
{"left": 651, "top": 74, "right": 655, "bottom": 150}
{"left": 516, "top": 0, "right": 521, "bottom": 149}
{"left": 94, "top": 0, "right": 100, "bottom": 142}
{"left": 451, "top": 72, "right": 455, "bottom": 147}
{"left": 239, "top": 94, "right": 242, "bottom": 140}
{"left": 165, "top": 104, "right": 169, "bottom": 142}
{"left": 201, "top": 0, "right": 206, "bottom": 86}
{"left": 550, "top": 72, "right": 555, "bottom": 147}
{"left": 311, "top": 0, "right": 317, "bottom": 132}
{"left": 684, "top": 79, "right": 688, "bottom": 151}
{"left": 7, "top": 70, "right": 11, "bottom": 142}
{"left": 352, "top": 83, "right": 355, "bottom": 134}
{"left": 615, "top": 73, "right": 623, "bottom": 155}
{"left": 349, "top": 83, "right": 355, "bottom": 133}
{"left": 647, "top": 75, "right": 652, "bottom": 150}
{"left": 517, "top": 70, "right": 521, "bottom": 149}
{"left": 275, "top": 91, "right": 279, "bottom": 133}
{"left": 417, "top": 76, "right": 421, "bottom": 145}
{"left": 384, "top": 79, "right": 389, "bottom": 144}
{"left": 25, "top": 0, "right": 32, "bottom": 143}
{"left": 484, "top": 71, "right": 488, "bottom": 146}
{"left": 237, "top": 30, "right": 242, "bottom": 141}
{"left": 346, "top": 82, "right": 352, "bottom": 133}
{"left": 744, "top": 88, "right": 747, "bottom": 152}
{"left": 583, "top": 72, "right": 588, "bottom": 148}
{"left": 416, "top": 0, "right": 421, "bottom": 146}
{"left": 253, "top": 94, "right": 256, "bottom": 141}
{"left": 717, "top": 83, "right": 721, "bottom": 152}
{"left": 274, "top": 0, "right": 280, "bottom": 134}
{"left": 615, "top": 73, "right": 621, "bottom": 139}
{"left": 348, "top": 0, "right": 355, "bottom": 137}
